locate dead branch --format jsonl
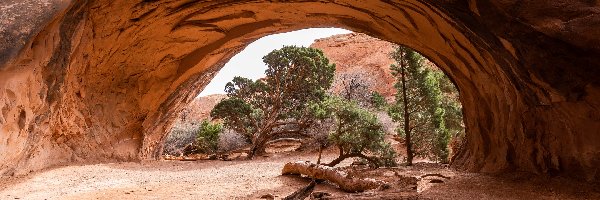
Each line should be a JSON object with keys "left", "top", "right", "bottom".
{"left": 283, "top": 180, "right": 317, "bottom": 200}
{"left": 282, "top": 161, "right": 386, "bottom": 192}
{"left": 420, "top": 173, "right": 451, "bottom": 179}
{"left": 266, "top": 138, "right": 304, "bottom": 145}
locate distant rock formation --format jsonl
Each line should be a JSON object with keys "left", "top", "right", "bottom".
{"left": 311, "top": 33, "right": 396, "bottom": 101}
{"left": 176, "top": 94, "right": 226, "bottom": 124}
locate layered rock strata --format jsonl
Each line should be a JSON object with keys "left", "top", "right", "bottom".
{"left": 0, "top": 0, "right": 598, "bottom": 180}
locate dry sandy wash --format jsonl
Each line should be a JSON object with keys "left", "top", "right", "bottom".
{"left": 1, "top": 150, "right": 599, "bottom": 200}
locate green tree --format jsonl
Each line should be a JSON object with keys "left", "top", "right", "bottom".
{"left": 211, "top": 46, "right": 335, "bottom": 158}
{"left": 370, "top": 91, "right": 387, "bottom": 110}
{"left": 388, "top": 46, "right": 427, "bottom": 165}
{"left": 311, "top": 96, "right": 396, "bottom": 168}
{"left": 196, "top": 120, "right": 223, "bottom": 154}
{"left": 433, "top": 70, "right": 464, "bottom": 162}
{"left": 388, "top": 45, "right": 463, "bottom": 164}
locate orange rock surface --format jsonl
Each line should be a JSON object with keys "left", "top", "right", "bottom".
{"left": 0, "top": 0, "right": 598, "bottom": 181}
{"left": 311, "top": 33, "right": 396, "bottom": 99}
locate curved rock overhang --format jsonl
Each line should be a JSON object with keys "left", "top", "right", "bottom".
{"left": 0, "top": 0, "right": 598, "bottom": 180}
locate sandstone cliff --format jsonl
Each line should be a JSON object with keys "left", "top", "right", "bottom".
{"left": 0, "top": 0, "right": 598, "bottom": 181}
{"left": 311, "top": 33, "right": 396, "bottom": 99}
{"left": 177, "top": 94, "right": 226, "bottom": 124}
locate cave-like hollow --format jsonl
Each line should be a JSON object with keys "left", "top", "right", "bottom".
{"left": 0, "top": 0, "right": 598, "bottom": 181}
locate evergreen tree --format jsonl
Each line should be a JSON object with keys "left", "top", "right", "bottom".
{"left": 370, "top": 92, "right": 387, "bottom": 110}
{"left": 387, "top": 45, "right": 463, "bottom": 164}
{"left": 310, "top": 96, "right": 396, "bottom": 168}
{"left": 211, "top": 46, "right": 335, "bottom": 158}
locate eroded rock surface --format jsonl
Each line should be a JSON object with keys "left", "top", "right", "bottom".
{"left": 0, "top": 0, "right": 598, "bottom": 181}
{"left": 311, "top": 33, "right": 397, "bottom": 99}
{"left": 0, "top": 0, "right": 69, "bottom": 67}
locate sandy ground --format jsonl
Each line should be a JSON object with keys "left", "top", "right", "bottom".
{"left": 1, "top": 149, "right": 599, "bottom": 200}
{"left": 0, "top": 151, "right": 318, "bottom": 200}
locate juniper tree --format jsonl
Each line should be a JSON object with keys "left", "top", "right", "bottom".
{"left": 210, "top": 46, "right": 335, "bottom": 158}
{"left": 310, "top": 96, "right": 396, "bottom": 168}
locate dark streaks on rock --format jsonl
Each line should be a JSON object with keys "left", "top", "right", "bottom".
{"left": 0, "top": 0, "right": 598, "bottom": 181}
{"left": 43, "top": 0, "right": 88, "bottom": 104}
{"left": 178, "top": 19, "right": 279, "bottom": 75}
{"left": 0, "top": 0, "right": 70, "bottom": 67}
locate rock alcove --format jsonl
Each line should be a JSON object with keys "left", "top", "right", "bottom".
{"left": 0, "top": 0, "right": 598, "bottom": 180}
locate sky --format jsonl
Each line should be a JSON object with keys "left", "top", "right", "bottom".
{"left": 198, "top": 28, "right": 352, "bottom": 97}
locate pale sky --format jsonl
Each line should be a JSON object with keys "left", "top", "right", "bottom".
{"left": 198, "top": 28, "right": 352, "bottom": 97}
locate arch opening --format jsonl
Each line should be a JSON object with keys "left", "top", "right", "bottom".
{"left": 136, "top": 0, "right": 517, "bottom": 175}
{"left": 161, "top": 28, "right": 466, "bottom": 165}
{"left": 0, "top": 0, "right": 597, "bottom": 181}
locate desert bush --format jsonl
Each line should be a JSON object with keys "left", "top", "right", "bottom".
{"left": 163, "top": 121, "right": 201, "bottom": 156}
{"left": 334, "top": 72, "right": 374, "bottom": 107}
{"left": 164, "top": 119, "right": 249, "bottom": 156}
{"left": 296, "top": 118, "right": 335, "bottom": 151}
{"left": 195, "top": 120, "right": 223, "bottom": 154}
{"left": 218, "top": 129, "right": 250, "bottom": 153}
{"left": 310, "top": 96, "right": 397, "bottom": 168}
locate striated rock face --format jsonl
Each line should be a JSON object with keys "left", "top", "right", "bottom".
{"left": 0, "top": 0, "right": 70, "bottom": 67}
{"left": 175, "top": 94, "right": 227, "bottom": 124}
{"left": 311, "top": 33, "right": 397, "bottom": 99}
{"left": 0, "top": 0, "right": 598, "bottom": 181}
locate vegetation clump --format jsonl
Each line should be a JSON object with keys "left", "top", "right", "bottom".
{"left": 167, "top": 44, "right": 462, "bottom": 169}
{"left": 211, "top": 46, "right": 336, "bottom": 158}
{"left": 195, "top": 120, "right": 223, "bottom": 154}
{"left": 310, "top": 96, "right": 396, "bottom": 168}
{"left": 387, "top": 45, "right": 463, "bottom": 165}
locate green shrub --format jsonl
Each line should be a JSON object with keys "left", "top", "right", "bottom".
{"left": 311, "top": 96, "right": 397, "bottom": 168}
{"left": 196, "top": 120, "right": 223, "bottom": 154}
{"left": 370, "top": 92, "right": 387, "bottom": 110}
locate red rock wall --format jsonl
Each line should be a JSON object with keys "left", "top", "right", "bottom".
{"left": 311, "top": 33, "right": 397, "bottom": 99}
{"left": 0, "top": 0, "right": 598, "bottom": 180}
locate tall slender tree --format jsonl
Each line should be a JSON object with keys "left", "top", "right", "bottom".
{"left": 388, "top": 46, "right": 463, "bottom": 165}
{"left": 388, "top": 46, "right": 427, "bottom": 165}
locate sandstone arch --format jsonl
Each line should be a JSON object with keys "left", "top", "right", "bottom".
{"left": 0, "top": 0, "right": 598, "bottom": 180}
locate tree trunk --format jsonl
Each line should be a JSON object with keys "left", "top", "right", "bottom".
{"left": 248, "top": 138, "right": 268, "bottom": 159}
{"left": 316, "top": 146, "right": 323, "bottom": 164}
{"left": 326, "top": 147, "right": 348, "bottom": 167}
{"left": 282, "top": 161, "right": 385, "bottom": 192}
{"left": 325, "top": 154, "right": 351, "bottom": 167}
{"left": 266, "top": 138, "right": 304, "bottom": 145}
{"left": 400, "top": 64, "right": 413, "bottom": 166}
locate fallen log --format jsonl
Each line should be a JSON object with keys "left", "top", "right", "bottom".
{"left": 420, "top": 173, "right": 451, "bottom": 179}
{"left": 282, "top": 161, "right": 386, "bottom": 192}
